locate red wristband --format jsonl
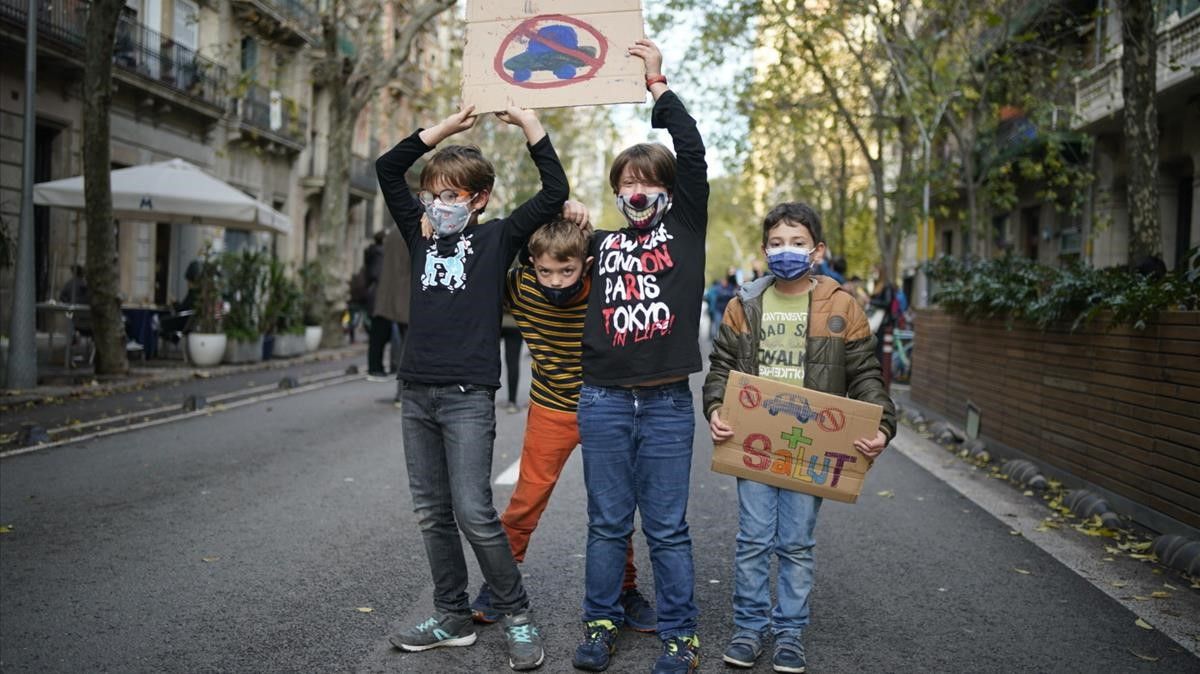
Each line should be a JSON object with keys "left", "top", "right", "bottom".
{"left": 645, "top": 74, "right": 668, "bottom": 89}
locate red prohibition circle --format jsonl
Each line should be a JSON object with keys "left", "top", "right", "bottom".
{"left": 739, "top": 385, "right": 762, "bottom": 409}
{"left": 817, "top": 408, "right": 846, "bottom": 432}
{"left": 493, "top": 14, "right": 608, "bottom": 89}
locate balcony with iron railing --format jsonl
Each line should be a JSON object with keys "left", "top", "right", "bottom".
{"left": 230, "top": 0, "right": 318, "bottom": 46}
{"left": 1074, "top": 9, "right": 1200, "bottom": 128}
{"left": 231, "top": 82, "right": 308, "bottom": 151}
{"left": 0, "top": 0, "right": 229, "bottom": 114}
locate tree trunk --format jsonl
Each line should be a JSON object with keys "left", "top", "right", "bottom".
{"left": 317, "top": 84, "right": 353, "bottom": 346}
{"left": 1120, "top": 0, "right": 1160, "bottom": 264}
{"left": 83, "top": 0, "right": 128, "bottom": 375}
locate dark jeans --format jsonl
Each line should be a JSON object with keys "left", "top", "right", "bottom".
{"left": 501, "top": 327, "right": 523, "bottom": 405}
{"left": 401, "top": 382, "right": 529, "bottom": 615}
{"left": 578, "top": 381, "right": 698, "bottom": 638}
{"left": 368, "top": 315, "right": 393, "bottom": 374}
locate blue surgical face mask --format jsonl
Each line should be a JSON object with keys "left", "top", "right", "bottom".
{"left": 425, "top": 197, "right": 475, "bottom": 238}
{"left": 765, "top": 246, "right": 814, "bottom": 280}
{"left": 615, "top": 192, "right": 670, "bottom": 230}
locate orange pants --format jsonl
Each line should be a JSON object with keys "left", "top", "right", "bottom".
{"left": 501, "top": 403, "right": 638, "bottom": 590}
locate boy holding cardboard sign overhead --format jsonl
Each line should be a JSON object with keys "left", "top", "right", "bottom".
{"left": 702, "top": 202, "right": 896, "bottom": 672}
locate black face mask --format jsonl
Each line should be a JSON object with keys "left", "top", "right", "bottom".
{"left": 538, "top": 276, "right": 585, "bottom": 307}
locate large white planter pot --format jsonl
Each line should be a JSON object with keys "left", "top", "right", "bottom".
{"left": 223, "top": 336, "right": 264, "bottom": 364}
{"left": 275, "top": 333, "right": 306, "bottom": 358}
{"left": 304, "top": 325, "right": 323, "bottom": 352}
{"left": 187, "top": 333, "right": 227, "bottom": 367}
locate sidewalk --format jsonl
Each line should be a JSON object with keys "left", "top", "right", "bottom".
{"left": 0, "top": 344, "right": 370, "bottom": 449}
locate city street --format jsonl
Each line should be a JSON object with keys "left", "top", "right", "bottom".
{"left": 2, "top": 354, "right": 1197, "bottom": 673}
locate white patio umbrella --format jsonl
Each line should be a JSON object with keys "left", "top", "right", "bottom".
{"left": 32, "top": 158, "right": 292, "bottom": 235}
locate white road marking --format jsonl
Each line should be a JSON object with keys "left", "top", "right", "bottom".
{"left": 495, "top": 457, "right": 522, "bottom": 486}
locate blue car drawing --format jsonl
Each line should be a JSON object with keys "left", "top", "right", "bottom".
{"left": 504, "top": 25, "right": 597, "bottom": 82}
{"left": 763, "top": 392, "right": 817, "bottom": 423}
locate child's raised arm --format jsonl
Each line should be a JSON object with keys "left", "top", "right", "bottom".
{"left": 497, "top": 107, "right": 570, "bottom": 258}
{"left": 630, "top": 39, "right": 709, "bottom": 234}
{"left": 376, "top": 106, "right": 479, "bottom": 246}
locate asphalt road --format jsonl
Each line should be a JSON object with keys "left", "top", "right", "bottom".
{"left": 2, "top": 360, "right": 1197, "bottom": 672}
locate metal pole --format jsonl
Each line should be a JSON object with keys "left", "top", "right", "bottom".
{"left": 915, "top": 136, "right": 931, "bottom": 308}
{"left": 6, "top": 0, "right": 39, "bottom": 389}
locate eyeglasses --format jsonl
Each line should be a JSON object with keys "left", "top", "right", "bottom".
{"left": 418, "top": 189, "right": 475, "bottom": 206}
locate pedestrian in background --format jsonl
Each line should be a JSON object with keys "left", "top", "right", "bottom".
{"left": 372, "top": 226, "right": 412, "bottom": 402}
{"left": 705, "top": 201, "right": 895, "bottom": 673}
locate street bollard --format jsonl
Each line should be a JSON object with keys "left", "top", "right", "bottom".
{"left": 882, "top": 327, "right": 894, "bottom": 393}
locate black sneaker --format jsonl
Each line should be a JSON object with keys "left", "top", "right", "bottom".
{"left": 772, "top": 632, "right": 806, "bottom": 673}
{"left": 652, "top": 634, "right": 699, "bottom": 673}
{"left": 503, "top": 612, "right": 545, "bottom": 671}
{"left": 619, "top": 587, "right": 656, "bottom": 632}
{"left": 572, "top": 619, "right": 619, "bottom": 671}
{"left": 471, "top": 583, "right": 501, "bottom": 624}
{"left": 388, "top": 612, "right": 476, "bottom": 652}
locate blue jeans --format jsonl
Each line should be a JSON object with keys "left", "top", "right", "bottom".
{"left": 578, "top": 382, "right": 697, "bottom": 639}
{"left": 401, "top": 382, "right": 528, "bottom": 615}
{"left": 733, "top": 478, "right": 822, "bottom": 635}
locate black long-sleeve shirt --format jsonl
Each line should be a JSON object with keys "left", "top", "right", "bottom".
{"left": 581, "top": 90, "right": 710, "bottom": 386}
{"left": 376, "top": 131, "right": 569, "bottom": 387}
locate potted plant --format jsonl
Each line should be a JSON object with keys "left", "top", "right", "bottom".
{"left": 298, "top": 260, "right": 328, "bottom": 352}
{"left": 268, "top": 260, "right": 307, "bottom": 358}
{"left": 220, "top": 248, "right": 268, "bottom": 364}
{"left": 186, "top": 250, "right": 226, "bottom": 367}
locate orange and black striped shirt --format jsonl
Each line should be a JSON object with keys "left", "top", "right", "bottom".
{"left": 505, "top": 266, "right": 589, "bottom": 413}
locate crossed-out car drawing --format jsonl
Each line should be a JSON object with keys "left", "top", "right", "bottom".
{"left": 763, "top": 392, "right": 819, "bottom": 423}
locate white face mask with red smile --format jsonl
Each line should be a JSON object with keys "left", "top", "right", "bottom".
{"left": 616, "top": 192, "right": 671, "bottom": 230}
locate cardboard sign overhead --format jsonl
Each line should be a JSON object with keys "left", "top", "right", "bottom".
{"left": 462, "top": 0, "right": 648, "bottom": 112}
{"left": 711, "top": 372, "right": 884, "bottom": 504}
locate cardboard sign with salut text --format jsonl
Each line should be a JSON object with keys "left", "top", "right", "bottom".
{"left": 462, "top": 0, "right": 648, "bottom": 112}
{"left": 711, "top": 372, "right": 883, "bottom": 504}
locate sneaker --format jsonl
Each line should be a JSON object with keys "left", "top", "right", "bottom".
{"left": 772, "top": 632, "right": 806, "bottom": 673}
{"left": 505, "top": 401, "right": 521, "bottom": 414}
{"left": 366, "top": 372, "right": 390, "bottom": 383}
{"left": 652, "top": 634, "right": 699, "bottom": 673}
{"left": 388, "top": 612, "right": 477, "bottom": 652}
{"left": 572, "top": 619, "right": 619, "bottom": 671}
{"left": 619, "top": 587, "right": 656, "bottom": 632}
{"left": 471, "top": 583, "right": 501, "bottom": 624}
{"left": 722, "top": 630, "right": 764, "bottom": 668}
{"left": 503, "top": 612, "right": 545, "bottom": 671}
{"left": 393, "top": 398, "right": 403, "bottom": 410}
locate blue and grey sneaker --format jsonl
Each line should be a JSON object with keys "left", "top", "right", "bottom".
{"left": 619, "top": 587, "right": 656, "bottom": 632}
{"left": 772, "top": 631, "right": 806, "bottom": 673}
{"left": 471, "top": 583, "right": 501, "bottom": 624}
{"left": 389, "top": 611, "right": 476, "bottom": 651}
{"left": 722, "top": 629, "right": 764, "bottom": 668}
{"left": 572, "top": 619, "right": 619, "bottom": 671}
{"left": 652, "top": 633, "right": 699, "bottom": 673}
{"left": 503, "top": 612, "right": 545, "bottom": 671}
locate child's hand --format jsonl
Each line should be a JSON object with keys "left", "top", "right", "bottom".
{"left": 709, "top": 409, "right": 734, "bottom": 442}
{"left": 495, "top": 106, "right": 546, "bottom": 144}
{"left": 421, "top": 105, "right": 478, "bottom": 146}
{"left": 853, "top": 430, "right": 888, "bottom": 460}
{"left": 628, "top": 39, "right": 664, "bottom": 76}
{"left": 562, "top": 200, "right": 591, "bottom": 228}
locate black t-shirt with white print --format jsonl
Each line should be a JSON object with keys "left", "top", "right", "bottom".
{"left": 582, "top": 90, "right": 709, "bottom": 386}
{"left": 375, "top": 131, "right": 568, "bottom": 388}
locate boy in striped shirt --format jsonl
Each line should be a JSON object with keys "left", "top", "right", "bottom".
{"left": 470, "top": 205, "right": 655, "bottom": 634}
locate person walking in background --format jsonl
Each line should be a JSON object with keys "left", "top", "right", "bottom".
{"left": 373, "top": 226, "right": 412, "bottom": 403}
{"left": 501, "top": 308, "right": 524, "bottom": 414}
{"left": 363, "top": 230, "right": 389, "bottom": 380}
{"left": 58, "top": 264, "right": 89, "bottom": 304}
{"left": 704, "top": 274, "right": 736, "bottom": 341}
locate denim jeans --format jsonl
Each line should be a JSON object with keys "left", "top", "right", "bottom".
{"left": 578, "top": 382, "right": 697, "bottom": 639}
{"left": 733, "top": 477, "right": 822, "bottom": 635}
{"left": 401, "top": 382, "right": 529, "bottom": 615}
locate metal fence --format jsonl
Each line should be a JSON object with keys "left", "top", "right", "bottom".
{"left": 234, "top": 82, "right": 308, "bottom": 146}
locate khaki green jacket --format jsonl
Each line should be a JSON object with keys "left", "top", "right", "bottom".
{"left": 702, "top": 275, "right": 897, "bottom": 442}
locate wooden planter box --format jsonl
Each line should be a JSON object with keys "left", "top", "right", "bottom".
{"left": 910, "top": 308, "right": 1200, "bottom": 531}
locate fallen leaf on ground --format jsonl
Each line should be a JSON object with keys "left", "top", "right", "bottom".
{"left": 1013, "top": 568, "right": 1032, "bottom": 575}
{"left": 1110, "top": 581, "right": 1128, "bottom": 588}
{"left": 1133, "top": 595, "right": 1151, "bottom": 601}
{"left": 201, "top": 556, "right": 220, "bottom": 562}
{"left": 1009, "top": 530, "right": 1022, "bottom": 536}
{"left": 1103, "top": 557, "right": 1115, "bottom": 561}
{"left": 1135, "top": 618, "right": 1154, "bottom": 630}
{"left": 1163, "top": 583, "right": 1178, "bottom": 590}
{"left": 356, "top": 607, "right": 373, "bottom": 613}
{"left": 1150, "top": 591, "right": 1170, "bottom": 599}
{"left": 0, "top": 525, "right": 12, "bottom": 534}
{"left": 1128, "top": 649, "right": 1160, "bottom": 662}
{"left": 876, "top": 490, "right": 894, "bottom": 498}
{"left": 1023, "top": 490, "right": 1034, "bottom": 496}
